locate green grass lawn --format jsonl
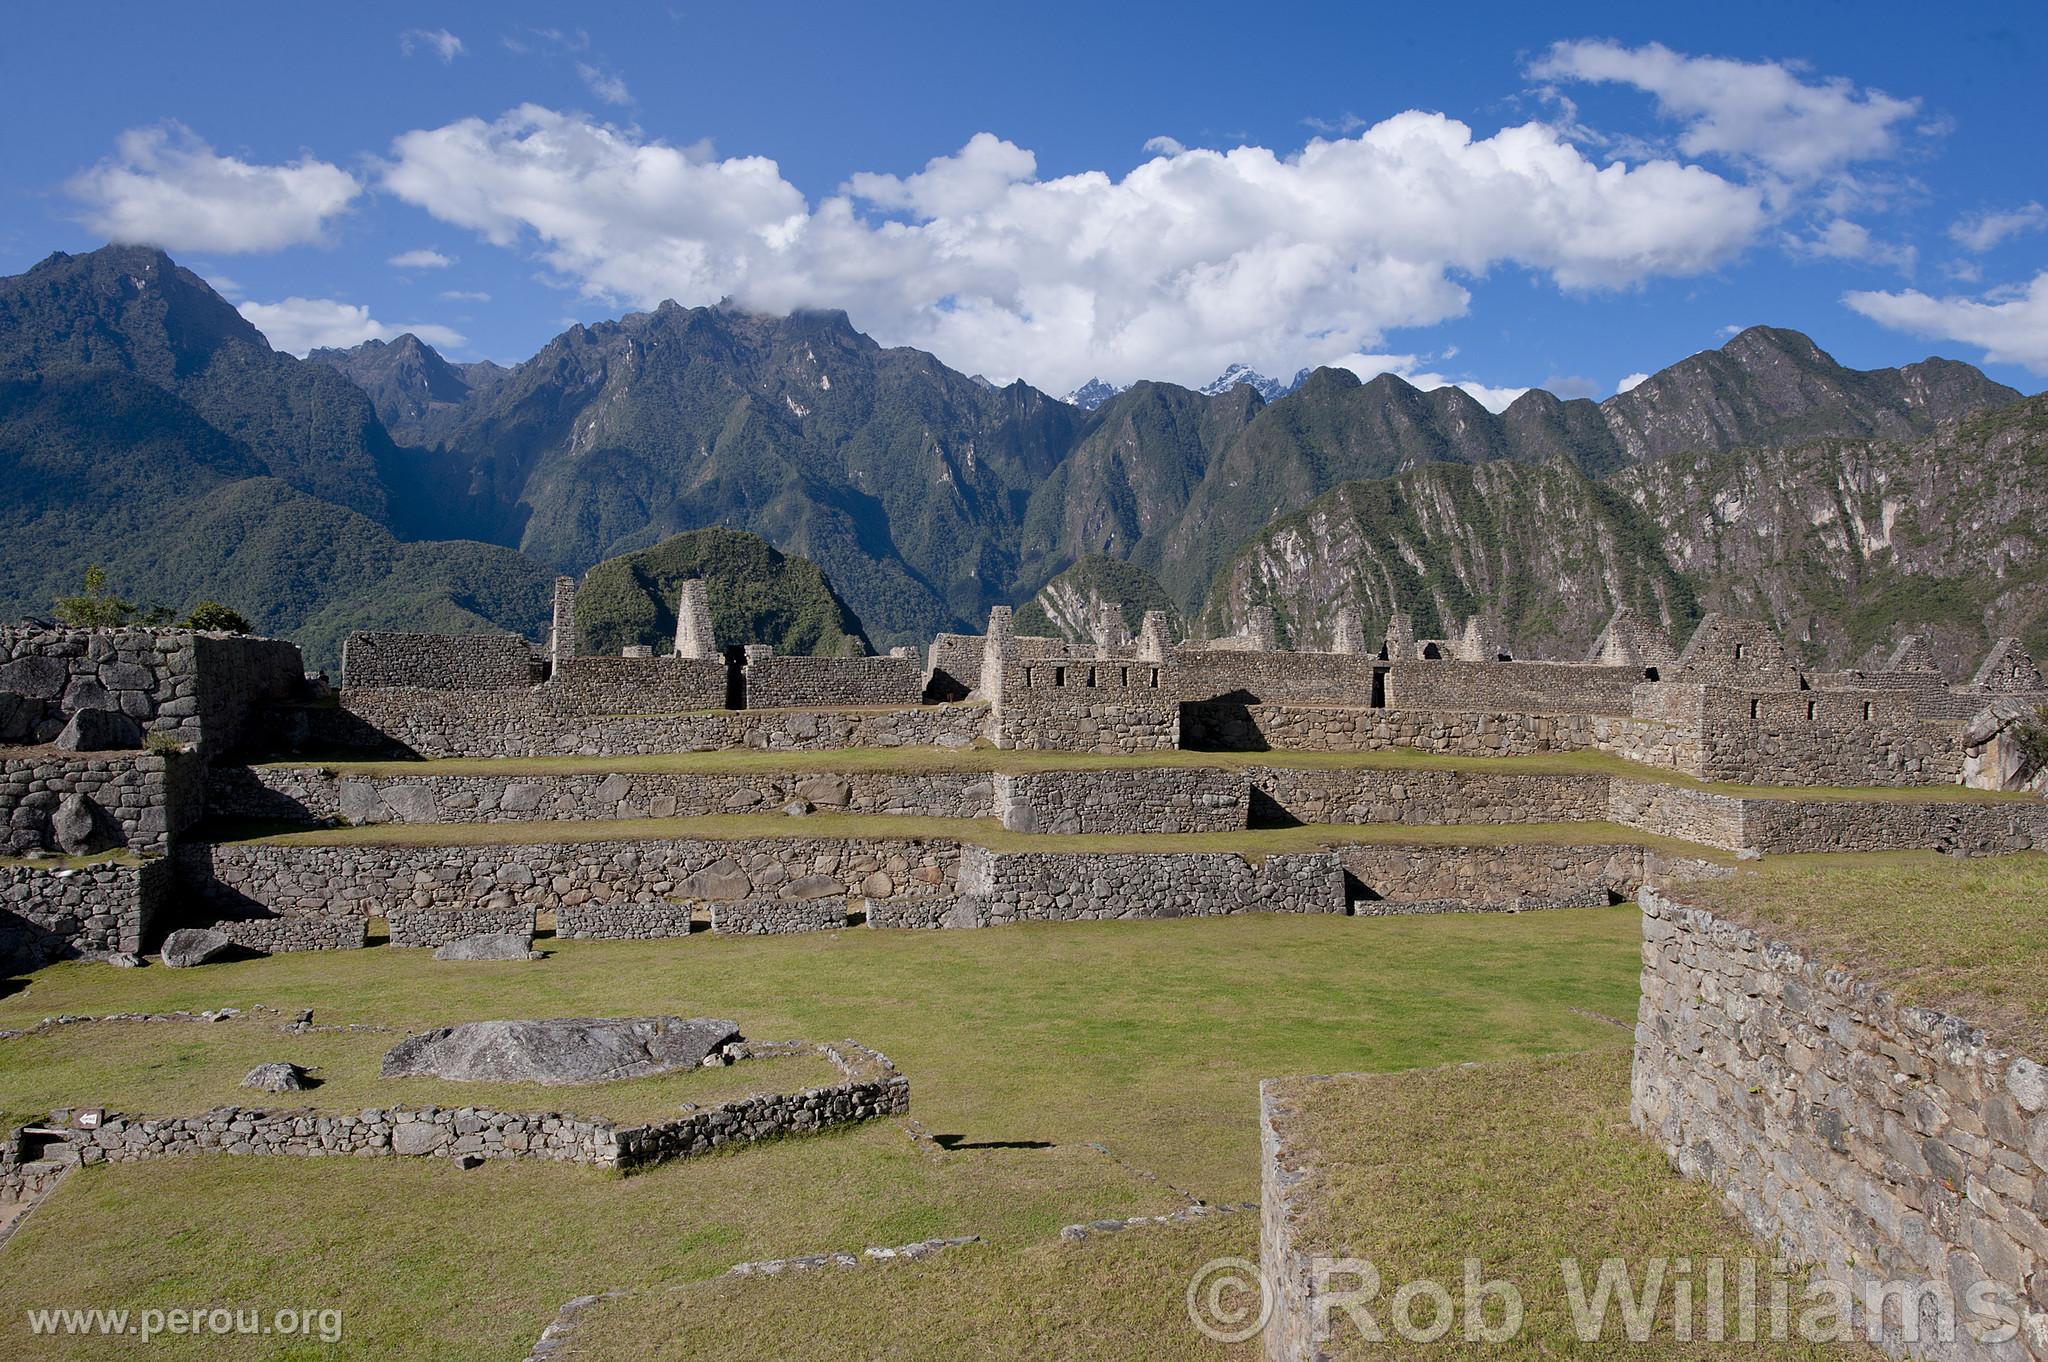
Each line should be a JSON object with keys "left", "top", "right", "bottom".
{"left": 0, "top": 907, "right": 1647, "bottom": 1361}
{"left": 276, "top": 742, "right": 2035, "bottom": 805}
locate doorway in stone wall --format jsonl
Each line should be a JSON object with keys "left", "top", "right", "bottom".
{"left": 723, "top": 646, "right": 746, "bottom": 709}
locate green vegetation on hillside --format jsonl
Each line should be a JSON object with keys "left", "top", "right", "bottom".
{"left": 575, "top": 527, "right": 871, "bottom": 657}
{"left": 1015, "top": 553, "right": 1184, "bottom": 639}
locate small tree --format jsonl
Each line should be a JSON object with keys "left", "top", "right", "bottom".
{"left": 183, "top": 600, "right": 252, "bottom": 633}
{"left": 52, "top": 565, "right": 137, "bottom": 629}
{"left": 2016, "top": 706, "right": 2048, "bottom": 776}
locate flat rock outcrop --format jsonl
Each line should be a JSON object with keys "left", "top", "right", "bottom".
{"left": 380, "top": 1016, "right": 740, "bottom": 1085}
{"left": 159, "top": 927, "right": 232, "bottom": 968}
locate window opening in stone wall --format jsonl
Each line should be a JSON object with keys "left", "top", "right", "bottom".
{"left": 1806, "top": 700, "right": 1817, "bottom": 721}
{"left": 1750, "top": 698, "right": 1761, "bottom": 719}
{"left": 1644, "top": 666, "right": 1660, "bottom": 681}
{"left": 1148, "top": 667, "right": 1160, "bottom": 688}
{"left": 1086, "top": 666, "right": 1096, "bottom": 687}
{"left": 1862, "top": 701, "right": 1873, "bottom": 721}
{"left": 1734, "top": 642, "right": 1746, "bottom": 659}
{"left": 1054, "top": 666, "right": 1066, "bottom": 687}
{"left": 1119, "top": 666, "right": 1129, "bottom": 687}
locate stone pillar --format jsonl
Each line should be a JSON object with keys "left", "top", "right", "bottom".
{"left": 1384, "top": 611, "right": 1415, "bottom": 661}
{"left": 1458, "top": 616, "right": 1487, "bottom": 663}
{"left": 981, "top": 607, "right": 1015, "bottom": 745}
{"left": 1137, "top": 610, "right": 1172, "bottom": 663}
{"left": 673, "top": 579, "right": 716, "bottom": 660}
{"left": 1247, "top": 606, "right": 1279, "bottom": 652}
{"left": 548, "top": 576, "right": 578, "bottom": 670}
{"left": 1332, "top": 607, "right": 1364, "bottom": 655}
{"left": 1090, "top": 599, "right": 1128, "bottom": 653}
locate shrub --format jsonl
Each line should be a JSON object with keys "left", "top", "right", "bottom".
{"left": 183, "top": 600, "right": 252, "bottom": 633}
{"left": 2015, "top": 706, "right": 2048, "bottom": 775}
{"left": 141, "top": 730, "right": 185, "bottom": 755}
{"left": 51, "top": 565, "right": 138, "bottom": 629}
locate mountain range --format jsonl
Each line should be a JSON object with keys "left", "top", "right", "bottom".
{"left": 1, "top": 242, "right": 2038, "bottom": 672}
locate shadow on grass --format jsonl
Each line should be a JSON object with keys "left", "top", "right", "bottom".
{"left": 931, "top": 1134, "right": 1055, "bottom": 1151}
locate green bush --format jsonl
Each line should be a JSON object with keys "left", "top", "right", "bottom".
{"left": 2016, "top": 707, "right": 2048, "bottom": 774}
{"left": 51, "top": 565, "right": 137, "bottom": 629}
{"left": 141, "top": 730, "right": 185, "bottom": 755}
{"left": 182, "top": 600, "right": 251, "bottom": 633}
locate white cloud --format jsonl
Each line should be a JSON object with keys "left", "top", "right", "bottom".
{"left": 389, "top": 248, "right": 455, "bottom": 269}
{"left": 439, "top": 289, "right": 492, "bottom": 302}
{"left": 1845, "top": 273, "right": 2048, "bottom": 375}
{"left": 575, "top": 62, "right": 632, "bottom": 106}
{"left": 1328, "top": 351, "right": 1530, "bottom": 413}
{"left": 381, "top": 104, "right": 1764, "bottom": 393}
{"left": 68, "top": 123, "right": 360, "bottom": 253}
{"left": 1529, "top": 40, "right": 1921, "bottom": 181}
{"left": 1617, "top": 371, "right": 1651, "bottom": 393}
{"left": 401, "top": 28, "right": 464, "bottom": 62}
{"left": 237, "top": 297, "right": 466, "bottom": 356}
{"left": 1787, "top": 218, "right": 1915, "bottom": 273}
{"left": 1948, "top": 203, "right": 2048, "bottom": 254}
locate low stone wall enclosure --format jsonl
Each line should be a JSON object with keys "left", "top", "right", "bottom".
{"left": 1631, "top": 888, "right": 2046, "bottom": 1361}
{"left": 25, "top": 1039, "right": 908, "bottom": 1174}
{"left": 0, "top": 858, "right": 167, "bottom": 967}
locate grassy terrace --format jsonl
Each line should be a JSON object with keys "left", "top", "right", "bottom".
{"left": 1674, "top": 851, "right": 2048, "bottom": 1057}
{"left": 218, "top": 812, "right": 1734, "bottom": 863}
{"left": 1, "top": 908, "right": 1648, "bottom": 1361}
{"left": 267, "top": 742, "right": 2036, "bottom": 805}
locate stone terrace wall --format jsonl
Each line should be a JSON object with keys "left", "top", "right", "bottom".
{"left": 1169, "top": 650, "right": 1380, "bottom": 706}
{"left": 1, "top": 628, "right": 301, "bottom": 756}
{"left": 710, "top": 897, "right": 847, "bottom": 935}
{"left": 1608, "top": 780, "right": 1748, "bottom": 850}
{"left": 340, "top": 633, "right": 535, "bottom": 691}
{"left": 0, "top": 857, "right": 168, "bottom": 968}
{"left": 543, "top": 657, "right": 727, "bottom": 717}
{"left": 1, "top": 750, "right": 202, "bottom": 855}
{"left": 215, "top": 764, "right": 995, "bottom": 826}
{"left": 992, "top": 768, "right": 1248, "bottom": 834}
{"left": 1616, "top": 783, "right": 2048, "bottom": 855}
{"left": 743, "top": 656, "right": 923, "bottom": 710}
{"left": 1248, "top": 767, "right": 1609, "bottom": 827}
{"left": 323, "top": 689, "right": 986, "bottom": 759}
{"left": 1183, "top": 703, "right": 1600, "bottom": 755}
{"left": 1386, "top": 660, "right": 1643, "bottom": 716}
{"left": 48, "top": 1042, "right": 907, "bottom": 1174}
{"left": 1338, "top": 842, "right": 1647, "bottom": 912}
{"left": 953, "top": 844, "right": 1343, "bottom": 922}
{"left": 1633, "top": 889, "right": 2047, "bottom": 1361}
{"left": 176, "top": 836, "right": 958, "bottom": 941}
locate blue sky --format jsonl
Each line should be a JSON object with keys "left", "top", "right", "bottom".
{"left": 5, "top": 1, "right": 2045, "bottom": 404}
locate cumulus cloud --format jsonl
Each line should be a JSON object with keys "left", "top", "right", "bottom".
{"left": 1529, "top": 40, "right": 1921, "bottom": 181}
{"left": 1616, "top": 371, "right": 1651, "bottom": 393}
{"left": 389, "top": 248, "right": 455, "bottom": 269}
{"left": 1845, "top": 274, "right": 2048, "bottom": 375}
{"left": 1787, "top": 218, "right": 1915, "bottom": 273}
{"left": 1948, "top": 203, "right": 2048, "bottom": 254}
{"left": 237, "top": 297, "right": 466, "bottom": 355}
{"left": 380, "top": 104, "right": 1764, "bottom": 392}
{"left": 68, "top": 123, "right": 360, "bottom": 254}
{"left": 401, "top": 28, "right": 464, "bottom": 62}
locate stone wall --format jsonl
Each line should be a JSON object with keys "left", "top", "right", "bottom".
{"left": 1169, "top": 650, "right": 1380, "bottom": 706}
{"left": 215, "top": 764, "right": 995, "bottom": 826}
{"left": 709, "top": 897, "right": 848, "bottom": 935}
{"left": 1247, "top": 767, "right": 1609, "bottom": 827}
{"left": 1385, "top": 660, "right": 1643, "bottom": 716}
{"left": 340, "top": 633, "right": 536, "bottom": 691}
{"left": 0, "top": 857, "right": 168, "bottom": 968}
{"left": 323, "top": 689, "right": 986, "bottom": 759}
{"left": 210, "top": 915, "right": 368, "bottom": 954}
{"left": 992, "top": 768, "right": 1248, "bottom": 834}
{"left": 1632, "top": 889, "right": 2047, "bottom": 1361}
{"left": 924, "top": 634, "right": 984, "bottom": 702}
{"left": 1183, "top": 702, "right": 1601, "bottom": 755}
{"left": 176, "top": 836, "right": 957, "bottom": 938}
{"left": 952, "top": 844, "right": 1343, "bottom": 922}
{"left": 1337, "top": 842, "right": 1643, "bottom": 911}
{"left": 742, "top": 656, "right": 924, "bottom": 710}
{"left": 1, "top": 750, "right": 201, "bottom": 855}
{"left": 1602, "top": 684, "right": 1965, "bottom": 788}
{"left": 44, "top": 1041, "right": 907, "bottom": 1174}
{"left": 992, "top": 654, "right": 1179, "bottom": 753}
{"left": 387, "top": 906, "right": 532, "bottom": 947}
{"left": 543, "top": 657, "right": 727, "bottom": 717}
{"left": 0, "top": 628, "right": 302, "bottom": 757}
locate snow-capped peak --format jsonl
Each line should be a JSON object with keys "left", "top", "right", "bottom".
{"left": 1197, "top": 364, "right": 1296, "bottom": 401}
{"left": 1063, "top": 377, "right": 1126, "bottom": 410}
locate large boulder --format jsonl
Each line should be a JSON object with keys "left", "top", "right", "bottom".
{"left": 432, "top": 932, "right": 540, "bottom": 962}
{"left": 54, "top": 708, "right": 142, "bottom": 752}
{"left": 241, "top": 1062, "right": 310, "bottom": 1092}
{"left": 380, "top": 1016, "right": 740, "bottom": 1085}
{"left": 51, "top": 793, "right": 120, "bottom": 856}
{"left": 160, "top": 927, "right": 232, "bottom": 968}
{"left": 675, "top": 859, "right": 752, "bottom": 900}
{"left": 782, "top": 873, "right": 843, "bottom": 900}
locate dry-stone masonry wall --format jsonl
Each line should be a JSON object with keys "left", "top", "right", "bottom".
{"left": 323, "top": 689, "right": 985, "bottom": 759}
{"left": 1169, "top": 650, "right": 1381, "bottom": 706}
{"left": 991, "top": 767, "right": 1247, "bottom": 834}
{"left": 709, "top": 897, "right": 848, "bottom": 935}
{"left": 0, "top": 857, "right": 167, "bottom": 967}
{"left": 1, "top": 750, "right": 201, "bottom": 855}
{"left": 542, "top": 657, "right": 727, "bottom": 717}
{"left": 387, "top": 906, "right": 533, "bottom": 947}
{"left": 742, "top": 655, "right": 924, "bottom": 709}
{"left": 1385, "top": 660, "right": 1644, "bottom": 715}
{"left": 1247, "top": 767, "right": 1609, "bottom": 827}
{"left": 952, "top": 844, "right": 1343, "bottom": 922}
{"left": 1182, "top": 703, "right": 1602, "bottom": 755}
{"left": 1338, "top": 841, "right": 1646, "bottom": 912}
{"left": 1633, "top": 888, "right": 2047, "bottom": 1362}
{"left": 340, "top": 633, "right": 535, "bottom": 690}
